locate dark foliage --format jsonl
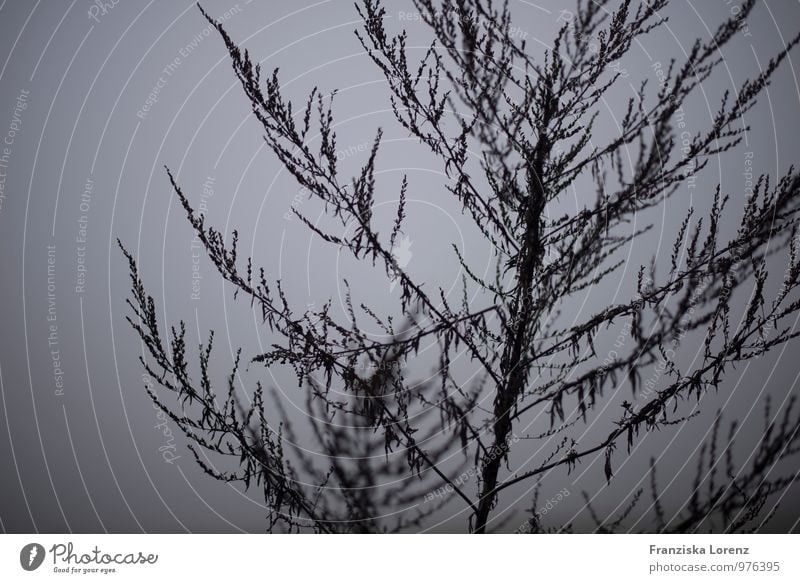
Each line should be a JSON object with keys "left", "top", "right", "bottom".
{"left": 121, "top": 0, "right": 800, "bottom": 532}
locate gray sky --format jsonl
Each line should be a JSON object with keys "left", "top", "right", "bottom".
{"left": 1, "top": 0, "right": 799, "bottom": 533}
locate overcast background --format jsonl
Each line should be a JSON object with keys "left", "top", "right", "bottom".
{"left": 1, "top": 0, "right": 800, "bottom": 533}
